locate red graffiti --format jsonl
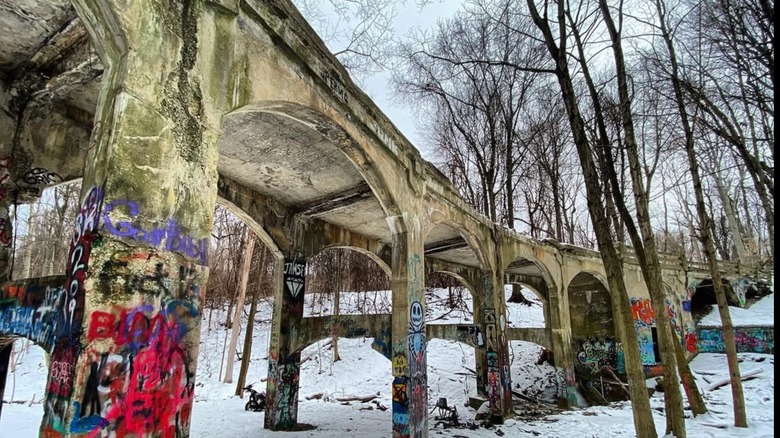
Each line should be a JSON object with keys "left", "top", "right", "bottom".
{"left": 87, "top": 312, "right": 116, "bottom": 340}
{"left": 47, "top": 345, "right": 77, "bottom": 398}
{"left": 101, "top": 315, "right": 194, "bottom": 437}
{"left": 630, "top": 298, "right": 655, "bottom": 325}
{"left": 685, "top": 332, "right": 697, "bottom": 353}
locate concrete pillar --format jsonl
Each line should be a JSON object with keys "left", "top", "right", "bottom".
{"left": 477, "top": 272, "right": 512, "bottom": 419}
{"left": 389, "top": 216, "right": 427, "bottom": 438}
{"left": 0, "top": 341, "right": 11, "bottom": 420}
{"left": 38, "top": 1, "right": 221, "bottom": 436}
{"left": 265, "top": 257, "right": 306, "bottom": 430}
{"left": 548, "top": 285, "right": 577, "bottom": 406}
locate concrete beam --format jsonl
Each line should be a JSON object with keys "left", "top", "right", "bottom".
{"left": 294, "top": 181, "right": 373, "bottom": 217}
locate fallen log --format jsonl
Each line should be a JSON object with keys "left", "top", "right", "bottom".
{"left": 335, "top": 394, "right": 379, "bottom": 403}
{"left": 706, "top": 368, "right": 763, "bottom": 391}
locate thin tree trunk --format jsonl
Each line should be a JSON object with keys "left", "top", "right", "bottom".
{"left": 333, "top": 252, "right": 341, "bottom": 362}
{"left": 223, "top": 236, "right": 255, "bottom": 384}
{"left": 236, "top": 245, "right": 266, "bottom": 396}
{"left": 655, "top": 0, "right": 748, "bottom": 426}
{"left": 670, "top": 321, "right": 708, "bottom": 416}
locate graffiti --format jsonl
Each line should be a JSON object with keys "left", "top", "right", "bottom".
{"left": 284, "top": 259, "right": 306, "bottom": 298}
{"left": 102, "top": 200, "right": 209, "bottom": 265}
{"left": 666, "top": 298, "right": 682, "bottom": 337}
{"left": 635, "top": 326, "right": 656, "bottom": 365}
{"left": 0, "top": 156, "right": 10, "bottom": 184}
{"left": 630, "top": 297, "right": 655, "bottom": 326}
{"left": 480, "top": 273, "right": 493, "bottom": 296}
{"left": 575, "top": 337, "right": 622, "bottom": 373}
{"left": 0, "top": 278, "right": 68, "bottom": 350}
{"left": 685, "top": 331, "right": 698, "bottom": 353}
{"left": 72, "top": 296, "right": 200, "bottom": 436}
{"left": 456, "top": 325, "right": 484, "bottom": 347}
{"left": 486, "top": 350, "right": 500, "bottom": 406}
{"left": 22, "top": 167, "right": 62, "bottom": 186}
{"left": 392, "top": 353, "right": 409, "bottom": 377}
{"left": 681, "top": 300, "right": 691, "bottom": 312}
{"left": 269, "top": 360, "right": 300, "bottom": 429}
{"left": 392, "top": 377, "right": 410, "bottom": 438}
{"left": 371, "top": 325, "right": 392, "bottom": 360}
{"left": 407, "top": 254, "right": 422, "bottom": 296}
{"left": 732, "top": 277, "right": 749, "bottom": 307}
{"left": 698, "top": 326, "right": 774, "bottom": 354}
{"left": 408, "top": 301, "right": 425, "bottom": 357}
{"left": 321, "top": 68, "right": 349, "bottom": 105}
{"left": 0, "top": 217, "right": 10, "bottom": 247}
{"left": 686, "top": 280, "right": 699, "bottom": 299}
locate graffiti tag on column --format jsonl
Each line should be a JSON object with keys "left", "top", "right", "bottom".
{"left": 102, "top": 200, "right": 209, "bottom": 265}
{"left": 630, "top": 297, "right": 655, "bottom": 326}
{"left": 22, "top": 167, "right": 62, "bottom": 186}
{"left": 284, "top": 259, "right": 305, "bottom": 299}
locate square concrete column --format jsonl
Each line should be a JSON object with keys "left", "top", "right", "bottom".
{"left": 38, "top": 1, "right": 223, "bottom": 436}
{"left": 265, "top": 257, "right": 306, "bottom": 430}
{"left": 547, "top": 286, "right": 578, "bottom": 406}
{"left": 389, "top": 217, "right": 427, "bottom": 438}
{"left": 477, "top": 272, "right": 512, "bottom": 419}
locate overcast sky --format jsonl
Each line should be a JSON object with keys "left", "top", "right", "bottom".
{"left": 301, "top": 0, "right": 466, "bottom": 161}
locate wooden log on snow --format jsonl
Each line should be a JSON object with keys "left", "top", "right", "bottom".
{"left": 705, "top": 368, "right": 763, "bottom": 391}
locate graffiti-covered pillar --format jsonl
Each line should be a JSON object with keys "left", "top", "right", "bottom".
{"left": 265, "top": 257, "right": 306, "bottom": 430}
{"left": 389, "top": 215, "right": 427, "bottom": 438}
{"left": 476, "top": 272, "right": 512, "bottom": 419}
{"left": 548, "top": 285, "right": 577, "bottom": 406}
{"left": 39, "top": 1, "right": 223, "bottom": 436}
{"left": 0, "top": 86, "right": 15, "bottom": 284}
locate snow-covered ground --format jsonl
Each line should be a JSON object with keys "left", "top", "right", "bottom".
{"left": 1, "top": 287, "right": 774, "bottom": 437}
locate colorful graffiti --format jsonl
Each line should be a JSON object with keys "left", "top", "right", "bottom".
{"left": 71, "top": 294, "right": 201, "bottom": 437}
{"left": 41, "top": 183, "right": 104, "bottom": 435}
{"left": 102, "top": 200, "right": 209, "bottom": 265}
{"left": 630, "top": 297, "right": 655, "bottom": 326}
{"left": 392, "top": 376, "right": 410, "bottom": 437}
{"left": 0, "top": 278, "right": 68, "bottom": 349}
{"left": 698, "top": 326, "right": 774, "bottom": 354}
{"left": 575, "top": 337, "right": 623, "bottom": 374}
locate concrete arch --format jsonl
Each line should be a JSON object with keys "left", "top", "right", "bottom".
{"left": 426, "top": 269, "right": 478, "bottom": 300}
{"left": 503, "top": 254, "right": 557, "bottom": 305}
{"left": 423, "top": 218, "right": 490, "bottom": 271}
{"left": 219, "top": 101, "right": 399, "bottom": 218}
{"left": 567, "top": 271, "right": 614, "bottom": 340}
{"left": 321, "top": 245, "right": 391, "bottom": 278}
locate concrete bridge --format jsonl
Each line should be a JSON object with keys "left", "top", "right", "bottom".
{"left": 0, "top": 1, "right": 755, "bottom": 437}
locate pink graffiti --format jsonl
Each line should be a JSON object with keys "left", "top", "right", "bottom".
{"left": 99, "top": 314, "right": 194, "bottom": 437}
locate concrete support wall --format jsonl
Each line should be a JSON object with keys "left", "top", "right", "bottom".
{"left": 698, "top": 325, "right": 774, "bottom": 354}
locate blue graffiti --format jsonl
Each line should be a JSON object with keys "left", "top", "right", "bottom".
{"left": 102, "top": 200, "right": 208, "bottom": 265}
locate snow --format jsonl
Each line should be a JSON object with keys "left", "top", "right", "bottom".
{"left": 699, "top": 292, "right": 774, "bottom": 326}
{"left": 1, "top": 288, "right": 774, "bottom": 438}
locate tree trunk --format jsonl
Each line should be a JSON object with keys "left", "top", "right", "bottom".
{"left": 236, "top": 245, "right": 266, "bottom": 396}
{"left": 223, "top": 236, "right": 255, "bottom": 384}
{"left": 526, "top": 2, "right": 658, "bottom": 435}
{"left": 670, "top": 321, "right": 708, "bottom": 416}
{"left": 655, "top": 0, "right": 748, "bottom": 426}
{"left": 333, "top": 252, "right": 341, "bottom": 362}
{"left": 597, "top": 2, "right": 686, "bottom": 435}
